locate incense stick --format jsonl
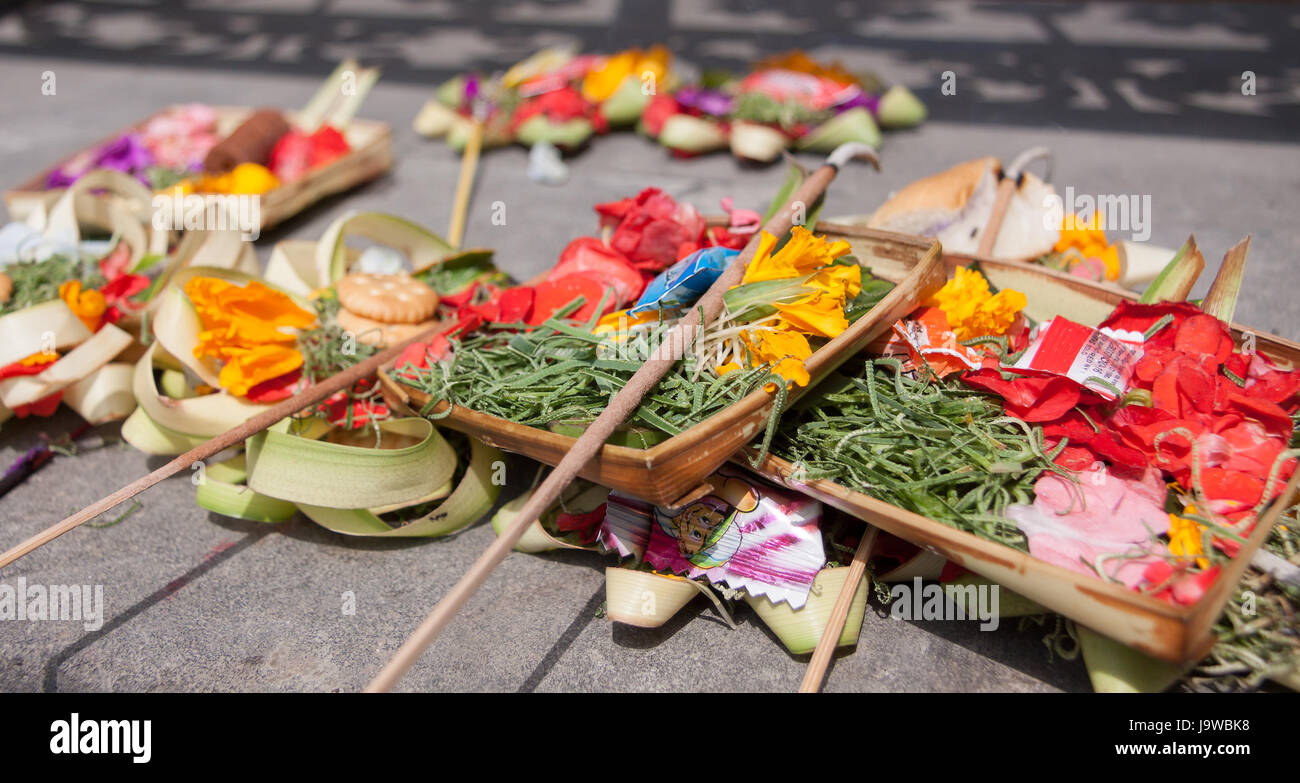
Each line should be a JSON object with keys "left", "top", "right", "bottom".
{"left": 447, "top": 121, "right": 483, "bottom": 250}
{"left": 799, "top": 526, "right": 877, "bottom": 693}
{"left": 365, "top": 143, "right": 880, "bottom": 692}
{"left": 976, "top": 146, "right": 1051, "bottom": 258}
{"left": 976, "top": 178, "right": 1017, "bottom": 259}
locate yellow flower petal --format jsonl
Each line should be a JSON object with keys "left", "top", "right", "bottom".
{"left": 218, "top": 344, "right": 303, "bottom": 398}
{"left": 739, "top": 226, "right": 851, "bottom": 286}
{"left": 185, "top": 276, "right": 316, "bottom": 397}
{"left": 771, "top": 356, "right": 810, "bottom": 388}
{"left": 926, "top": 267, "right": 1024, "bottom": 341}
{"left": 593, "top": 308, "right": 660, "bottom": 336}
{"left": 773, "top": 291, "right": 849, "bottom": 338}
{"left": 807, "top": 262, "right": 861, "bottom": 302}
{"left": 1168, "top": 505, "right": 1209, "bottom": 569}
{"left": 740, "top": 230, "right": 783, "bottom": 285}
{"left": 739, "top": 328, "right": 812, "bottom": 391}
{"left": 59, "top": 280, "right": 106, "bottom": 332}
{"left": 741, "top": 328, "right": 812, "bottom": 366}
{"left": 582, "top": 50, "right": 638, "bottom": 103}
{"left": 18, "top": 351, "right": 58, "bottom": 367}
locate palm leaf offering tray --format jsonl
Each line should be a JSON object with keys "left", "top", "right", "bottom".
{"left": 452, "top": 229, "right": 1298, "bottom": 691}
{"left": 415, "top": 46, "right": 925, "bottom": 180}
{"left": 378, "top": 182, "right": 943, "bottom": 507}
{"left": 4, "top": 61, "right": 391, "bottom": 233}
{"left": 0, "top": 168, "right": 270, "bottom": 430}
{"left": 741, "top": 234, "right": 1300, "bottom": 681}
{"left": 118, "top": 211, "right": 506, "bottom": 538}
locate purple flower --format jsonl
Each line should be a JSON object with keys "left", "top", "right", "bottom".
{"left": 47, "top": 132, "right": 155, "bottom": 188}
{"left": 675, "top": 86, "right": 733, "bottom": 117}
{"left": 834, "top": 89, "right": 879, "bottom": 116}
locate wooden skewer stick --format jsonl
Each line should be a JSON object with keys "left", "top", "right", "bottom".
{"left": 975, "top": 146, "right": 1052, "bottom": 258}
{"left": 365, "top": 143, "right": 882, "bottom": 692}
{"left": 0, "top": 325, "right": 446, "bottom": 571}
{"left": 446, "top": 118, "right": 484, "bottom": 250}
{"left": 799, "top": 526, "right": 877, "bottom": 693}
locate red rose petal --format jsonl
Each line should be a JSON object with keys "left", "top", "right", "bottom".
{"left": 439, "top": 282, "right": 480, "bottom": 309}
{"left": 1174, "top": 313, "right": 1233, "bottom": 363}
{"left": 550, "top": 237, "right": 645, "bottom": 304}
{"left": 245, "top": 368, "right": 302, "bottom": 403}
{"left": 14, "top": 391, "right": 63, "bottom": 418}
{"left": 496, "top": 286, "right": 535, "bottom": 323}
{"left": 527, "top": 276, "right": 616, "bottom": 325}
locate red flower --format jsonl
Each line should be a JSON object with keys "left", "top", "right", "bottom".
{"left": 245, "top": 367, "right": 303, "bottom": 403}
{"left": 1098, "top": 300, "right": 1203, "bottom": 348}
{"left": 1041, "top": 410, "right": 1148, "bottom": 474}
{"left": 550, "top": 237, "right": 646, "bottom": 305}
{"left": 100, "top": 272, "right": 150, "bottom": 307}
{"left": 1244, "top": 353, "right": 1300, "bottom": 410}
{"left": 309, "top": 125, "right": 350, "bottom": 167}
{"left": 555, "top": 503, "right": 607, "bottom": 545}
{"left": 641, "top": 94, "right": 680, "bottom": 137}
{"left": 321, "top": 391, "right": 389, "bottom": 430}
{"left": 527, "top": 275, "right": 617, "bottom": 325}
{"left": 0, "top": 357, "right": 54, "bottom": 381}
{"left": 1174, "top": 314, "right": 1234, "bottom": 363}
{"left": 593, "top": 187, "right": 707, "bottom": 273}
{"left": 1144, "top": 561, "right": 1221, "bottom": 606}
{"left": 458, "top": 300, "right": 501, "bottom": 324}
{"left": 393, "top": 335, "right": 450, "bottom": 382}
{"left": 14, "top": 391, "right": 62, "bottom": 418}
{"left": 450, "top": 311, "right": 484, "bottom": 337}
{"left": 961, "top": 368, "right": 1096, "bottom": 422}
{"left": 1146, "top": 351, "right": 1215, "bottom": 418}
{"left": 1095, "top": 302, "right": 1298, "bottom": 513}
{"left": 93, "top": 241, "right": 150, "bottom": 316}
{"left": 394, "top": 342, "right": 429, "bottom": 378}
{"left": 707, "top": 226, "right": 749, "bottom": 251}
{"left": 440, "top": 282, "right": 480, "bottom": 309}
{"left": 270, "top": 126, "right": 352, "bottom": 182}
{"left": 510, "top": 86, "right": 597, "bottom": 132}
{"left": 99, "top": 241, "right": 132, "bottom": 280}
{"left": 496, "top": 286, "right": 534, "bottom": 323}
{"left": 269, "top": 130, "right": 314, "bottom": 182}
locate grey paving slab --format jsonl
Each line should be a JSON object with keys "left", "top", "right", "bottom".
{"left": 4, "top": 1, "right": 1297, "bottom": 140}
{"left": 0, "top": 5, "right": 1296, "bottom": 692}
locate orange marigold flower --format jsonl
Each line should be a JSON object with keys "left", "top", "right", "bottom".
{"left": 927, "top": 266, "right": 1026, "bottom": 341}
{"left": 184, "top": 276, "right": 315, "bottom": 397}
{"left": 59, "top": 280, "right": 107, "bottom": 332}
{"left": 582, "top": 46, "right": 670, "bottom": 103}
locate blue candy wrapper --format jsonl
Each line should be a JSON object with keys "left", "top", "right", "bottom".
{"left": 628, "top": 246, "right": 739, "bottom": 315}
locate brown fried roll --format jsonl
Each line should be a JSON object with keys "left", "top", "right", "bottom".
{"left": 203, "top": 108, "right": 291, "bottom": 172}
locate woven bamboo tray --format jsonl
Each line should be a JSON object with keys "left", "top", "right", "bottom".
{"left": 379, "top": 225, "right": 944, "bottom": 507}
{"left": 3, "top": 105, "right": 392, "bottom": 231}
{"left": 743, "top": 247, "right": 1300, "bottom": 664}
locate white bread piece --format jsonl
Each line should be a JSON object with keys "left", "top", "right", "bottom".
{"left": 865, "top": 157, "right": 1058, "bottom": 260}
{"left": 868, "top": 157, "right": 1000, "bottom": 239}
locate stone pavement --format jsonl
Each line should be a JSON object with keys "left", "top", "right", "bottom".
{"left": 0, "top": 2, "right": 1297, "bottom": 692}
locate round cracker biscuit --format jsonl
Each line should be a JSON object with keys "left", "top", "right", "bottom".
{"left": 336, "top": 273, "right": 440, "bottom": 324}
{"left": 336, "top": 307, "right": 440, "bottom": 348}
